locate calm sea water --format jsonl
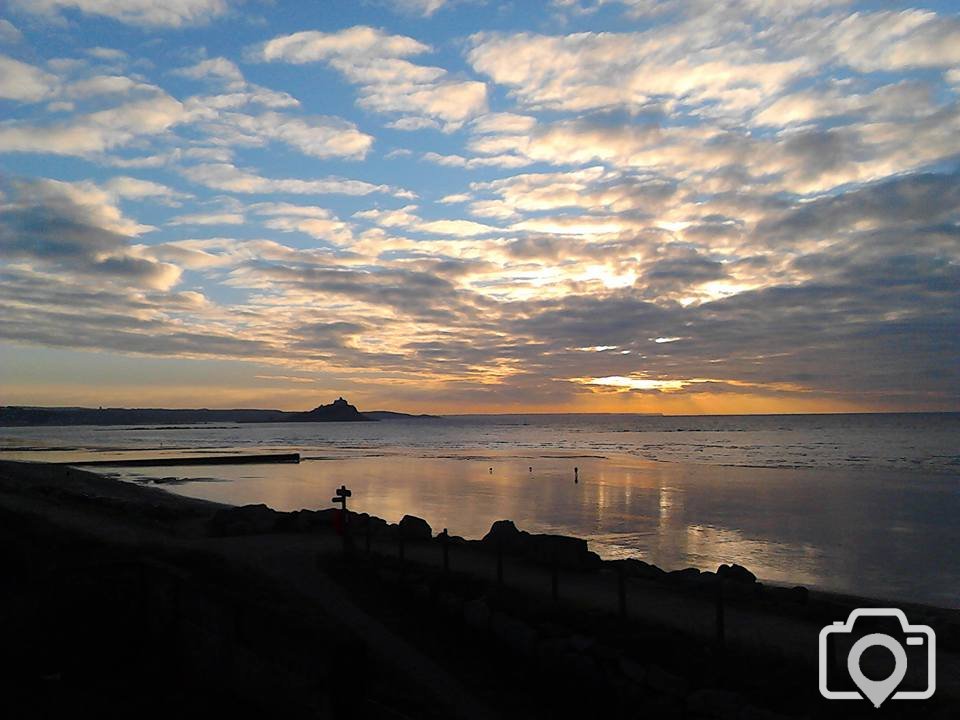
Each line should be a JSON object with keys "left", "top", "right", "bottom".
{"left": 2, "top": 413, "right": 958, "bottom": 607}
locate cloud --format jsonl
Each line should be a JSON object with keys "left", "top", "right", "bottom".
{"left": 172, "top": 57, "right": 372, "bottom": 159}
{"left": 0, "top": 20, "right": 24, "bottom": 44}
{"left": 752, "top": 80, "right": 938, "bottom": 127}
{"left": 638, "top": 245, "right": 729, "bottom": 297}
{"left": 169, "top": 210, "right": 243, "bottom": 226}
{"left": 1, "top": 3, "right": 958, "bottom": 411}
{"left": 471, "top": 112, "right": 538, "bottom": 135}
{"left": 257, "top": 26, "right": 429, "bottom": 63}
{"left": 468, "top": 29, "right": 807, "bottom": 114}
{"left": 0, "top": 54, "right": 59, "bottom": 102}
{"left": 356, "top": 205, "right": 502, "bottom": 236}
{"left": 85, "top": 46, "right": 127, "bottom": 60}
{"left": 175, "top": 57, "right": 245, "bottom": 88}
{"left": 11, "top": 0, "right": 229, "bottom": 28}
{"left": 421, "top": 151, "right": 532, "bottom": 169}
{"left": 470, "top": 166, "right": 677, "bottom": 218}
{"left": 251, "top": 203, "right": 355, "bottom": 244}
{"left": 385, "top": 0, "right": 450, "bottom": 16}
{"left": 254, "top": 25, "right": 487, "bottom": 129}
{"left": 479, "top": 110, "right": 960, "bottom": 195}
{"left": 773, "top": 9, "right": 960, "bottom": 73}
{"left": 755, "top": 171, "right": 960, "bottom": 247}
{"left": 103, "top": 176, "right": 189, "bottom": 204}
{"left": 64, "top": 74, "right": 153, "bottom": 98}
{"left": 0, "top": 177, "right": 180, "bottom": 289}
{"left": 180, "top": 162, "right": 403, "bottom": 197}
{"left": 0, "top": 264, "right": 275, "bottom": 362}
{"left": 192, "top": 111, "right": 374, "bottom": 159}
{"left": 386, "top": 117, "right": 440, "bottom": 131}
{"left": 230, "top": 261, "right": 469, "bottom": 324}
{"left": 469, "top": 9, "right": 960, "bottom": 122}
{"left": 177, "top": 56, "right": 300, "bottom": 110}
{"left": 0, "top": 93, "right": 185, "bottom": 156}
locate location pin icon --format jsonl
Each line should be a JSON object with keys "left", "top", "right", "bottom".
{"left": 847, "top": 634, "right": 908, "bottom": 708}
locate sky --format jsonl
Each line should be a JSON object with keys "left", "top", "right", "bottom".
{"left": 0, "top": 0, "right": 958, "bottom": 414}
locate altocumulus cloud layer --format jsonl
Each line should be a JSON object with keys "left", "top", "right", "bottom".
{"left": 0, "top": 0, "right": 957, "bottom": 411}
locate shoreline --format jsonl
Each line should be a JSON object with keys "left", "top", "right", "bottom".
{"left": 96, "top": 450, "right": 960, "bottom": 608}
{"left": 114, "top": 455, "right": 955, "bottom": 611}
{"left": 1, "top": 459, "right": 957, "bottom": 718}
{"left": 5, "top": 445, "right": 955, "bottom": 607}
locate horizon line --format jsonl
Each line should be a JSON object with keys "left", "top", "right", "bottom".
{"left": 4, "top": 405, "right": 958, "bottom": 418}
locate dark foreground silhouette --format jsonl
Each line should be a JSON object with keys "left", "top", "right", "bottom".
{"left": 0, "top": 461, "right": 956, "bottom": 719}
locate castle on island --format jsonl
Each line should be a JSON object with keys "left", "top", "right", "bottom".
{"left": 301, "top": 397, "right": 371, "bottom": 422}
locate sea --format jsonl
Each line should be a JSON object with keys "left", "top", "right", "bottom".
{"left": 2, "top": 412, "right": 958, "bottom": 607}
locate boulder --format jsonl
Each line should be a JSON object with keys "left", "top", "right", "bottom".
{"left": 275, "top": 509, "right": 314, "bottom": 532}
{"left": 525, "top": 533, "right": 590, "bottom": 569}
{"left": 481, "top": 519, "right": 526, "bottom": 552}
{"left": 613, "top": 558, "right": 665, "bottom": 579}
{"left": 717, "top": 563, "right": 757, "bottom": 584}
{"left": 208, "top": 504, "right": 281, "bottom": 536}
{"left": 358, "top": 513, "right": 389, "bottom": 535}
{"left": 582, "top": 550, "right": 603, "bottom": 570}
{"left": 664, "top": 567, "right": 701, "bottom": 586}
{"left": 399, "top": 514, "right": 432, "bottom": 540}
{"left": 274, "top": 508, "right": 337, "bottom": 532}
{"left": 482, "top": 520, "right": 601, "bottom": 569}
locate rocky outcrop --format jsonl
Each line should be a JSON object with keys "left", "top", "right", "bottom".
{"left": 482, "top": 519, "right": 524, "bottom": 550}
{"left": 291, "top": 397, "right": 375, "bottom": 422}
{"left": 481, "top": 520, "right": 601, "bottom": 570}
{"left": 275, "top": 508, "right": 340, "bottom": 532}
{"left": 399, "top": 514, "right": 432, "bottom": 540}
{"left": 717, "top": 563, "right": 757, "bottom": 584}
{"left": 611, "top": 558, "right": 666, "bottom": 579}
{"left": 209, "top": 504, "right": 282, "bottom": 536}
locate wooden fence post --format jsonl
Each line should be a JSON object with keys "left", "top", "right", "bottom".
{"left": 496, "top": 541, "right": 503, "bottom": 587}
{"left": 618, "top": 564, "right": 627, "bottom": 620}
{"left": 551, "top": 552, "right": 559, "bottom": 604}
{"left": 715, "top": 578, "right": 726, "bottom": 651}
{"left": 441, "top": 528, "right": 449, "bottom": 575}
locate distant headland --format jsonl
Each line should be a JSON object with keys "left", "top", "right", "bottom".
{"left": 0, "top": 397, "right": 438, "bottom": 427}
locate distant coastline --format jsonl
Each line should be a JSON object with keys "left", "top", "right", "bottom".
{"left": 0, "top": 397, "right": 439, "bottom": 427}
{"left": 3, "top": 406, "right": 958, "bottom": 427}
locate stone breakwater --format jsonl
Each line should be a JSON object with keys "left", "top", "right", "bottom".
{"left": 209, "top": 503, "right": 789, "bottom": 600}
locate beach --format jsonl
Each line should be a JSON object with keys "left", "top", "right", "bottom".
{"left": 1, "top": 459, "right": 957, "bottom": 718}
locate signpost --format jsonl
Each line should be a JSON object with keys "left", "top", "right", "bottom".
{"left": 331, "top": 485, "right": 352, "bottom": 554}
{"left": 331, "top": 484, "right": 352, "bottom": 513}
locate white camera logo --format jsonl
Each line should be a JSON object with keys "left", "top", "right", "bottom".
{"left": 819, "top": 608, "right": 936, "bottom": 708}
